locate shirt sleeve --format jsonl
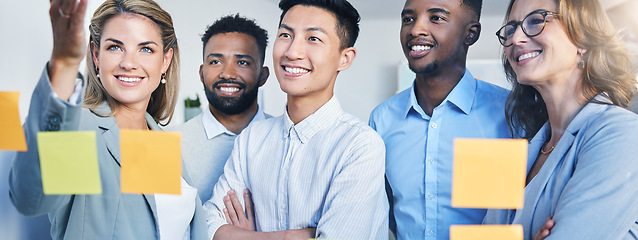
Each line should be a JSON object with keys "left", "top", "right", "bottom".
{"left": 545, "top": 112, "right": 638, "bottom": 239}
{"left": 8, "top": 64, "right": 84, "bottom": 216}
{"left": 202, "top": 132, "right": 248, "bottom": 239}
{"left": 369, "top": 110, "right": 395, "bottom": 235}
{"left": 315, "top": 129, "right": 389, "bottom": 240}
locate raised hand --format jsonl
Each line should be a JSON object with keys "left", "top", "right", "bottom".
{"left": 48, "top": 0, "right": 88, "bottom": 100}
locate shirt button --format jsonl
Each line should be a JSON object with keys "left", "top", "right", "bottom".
{"left": 431, "top": 123, "right": 438, "bottom": 129}
{"left": 427, "top": 158, "right": 434, "bottom": 163}
{"left": 47, "top": 114, "right": 62, "bottom": 131}
{"left": 428, "top": 194, "right": 433, "bottom": 199}
{"left": 428, "top": 230, "right": 433, "bottom": 236}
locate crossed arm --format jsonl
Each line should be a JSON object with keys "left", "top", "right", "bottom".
{"left": 212, "top": 189, "right": 315, "bottom": 240}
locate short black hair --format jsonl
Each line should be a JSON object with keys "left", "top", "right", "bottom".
{"left": 462, "top": 0, "right": 482, "bottom": 21}
{"left": 278, "top": 0, "right": 360, "bottom": 50}
{"left": 201, "top": 14, "right": 268, "bottom": 63}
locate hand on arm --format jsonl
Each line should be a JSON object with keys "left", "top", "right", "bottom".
{"left": 216, "top": 189, "right": 316, "bottom": 240}
{"left": 533, "top": 217, "right": 554, "bottom": 240}
{"left": 223, "top": 189, "right": 255, "bottom": 231}
{"left": 48, "top": 0, "right": 88, "bottom": 101}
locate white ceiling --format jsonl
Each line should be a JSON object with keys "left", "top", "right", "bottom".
{"left": 268, "top": 0, "right": 511, "bottom": 20}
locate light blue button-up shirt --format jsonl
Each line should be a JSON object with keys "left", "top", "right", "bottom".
{"left": 369, "top": 70, "right": 513, "bottom": 240}
{"left": 204, "top": 97, "right": 389, "bottom": 239}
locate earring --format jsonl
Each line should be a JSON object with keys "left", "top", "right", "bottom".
{"left": 577, "top": 49, "right": 586, "bottom": 69}
{"left": 161, "top": 73, "right": 167, "bottom": 84}
{"left": 96, "top": 68, "right": 100, "bottom": 79}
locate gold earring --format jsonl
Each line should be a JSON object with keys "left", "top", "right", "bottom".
{"left": 161, "top": 73, "right": 167, "bottom": 84}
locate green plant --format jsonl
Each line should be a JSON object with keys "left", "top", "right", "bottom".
{"left": 184, "top": 94, "right": 201, "bottom": 108}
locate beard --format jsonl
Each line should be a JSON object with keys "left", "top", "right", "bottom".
{"left": 408, "top": 60, "right": 440, "bottom": 76}
{"left": 204, "top": 80, "right": 259, "bottom": 115}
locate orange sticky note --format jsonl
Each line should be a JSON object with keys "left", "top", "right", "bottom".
{"left": 450, "top": 225, "right": 523, "bottom": 240}
{"left": 120, "top": 130, "right": 181, "bottom": 194}
{"left": 452, "top": 139, "right": 527, "bottom": 209}
{"left": 0, "top": 91, "right": 27, "bottom": 151}
{"left": 37, "top": 131, "right": 102, "bottom": 194}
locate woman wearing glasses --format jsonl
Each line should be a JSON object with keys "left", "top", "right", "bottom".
{"left": 484, "top": 0, "right": 638, "bottom": 239}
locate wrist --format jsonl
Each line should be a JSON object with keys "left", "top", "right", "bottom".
{"left": 47, "top": 59, "right": 81, "bottom": 101}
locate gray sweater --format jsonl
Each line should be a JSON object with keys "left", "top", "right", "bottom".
{"left": 168, "top": 113, "right": 235, "bottom": 202}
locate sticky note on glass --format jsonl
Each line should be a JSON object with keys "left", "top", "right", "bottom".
{"left": 450, "top": 225, "right": 523, "bottom": 240}
{"left": 452, "top": 139, "right": 527, "bottom": 209}
{"left": 0, "top": 91, "right": 27, "bottom": 151}
{"left": 120, "top": 130, "right": 181, "bottom": 194}
{"left": 37, "top": 131, "right": 101, "bottom": 194}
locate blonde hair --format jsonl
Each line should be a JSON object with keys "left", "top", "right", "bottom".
{"left": 504, "top": 0, "right": 636, "bottom": 139}
{"left": 84, "top": 0, "right": 179, "bottom": 126}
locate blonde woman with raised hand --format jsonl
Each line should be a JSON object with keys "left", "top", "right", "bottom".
{"left": 9, "top": 0, "right": 207, "bottom": 239}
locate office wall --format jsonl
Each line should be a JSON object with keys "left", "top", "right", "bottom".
{"left": 0, "top": 1, "right": 507, "bottom": 124}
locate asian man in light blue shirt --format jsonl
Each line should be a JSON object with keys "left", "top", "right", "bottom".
{"left": 204, "top": 0, "right": 388, "bottom": 239}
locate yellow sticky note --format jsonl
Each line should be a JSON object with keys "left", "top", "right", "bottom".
{"left": 120, "top": 130, "right": 181, "bottom": 194}
{"left": 0, "top": 91, "right": 27, "bottom": 151}
{"left": 452, "top": 139, "right": 527, "bottom": 209}
{"left": 37, "top": 131, "right": 102, "bottom": 194}
{"left": 450, "top": 225, "right": 523, "bottom": 240}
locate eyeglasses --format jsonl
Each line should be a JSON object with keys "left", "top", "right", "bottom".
{"left": 496, "top": 10, "right": 560, "bottom": 47}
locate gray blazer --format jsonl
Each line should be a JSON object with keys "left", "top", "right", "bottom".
{"left": 9, "top": 66, "right": 207, "bottom": 240}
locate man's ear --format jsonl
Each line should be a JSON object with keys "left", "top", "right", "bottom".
{"left": 199, "top": 64, "right": 205, "bottom": 84}
{"left": 465, "top": 22, "right": 481, "bottom": 46}
{"left": 258, "top": 66, "right": 269, "bottom": 87}
{"left": 337, "top": 47, "right": 357, "bottom": 72}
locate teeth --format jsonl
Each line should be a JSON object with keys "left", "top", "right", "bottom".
{"left": 518, "top": 52, "right": 540, "bottom": 62}
{"left": 284, "top": 67, "right": 310, "bottom": 74}
{"left": 117, "top": 76, "right": 142, "bottom": 82}
{"left": 219, "top": 87, "right": 240, "bottom": 93}
{"left": 411, "top": 45, "right": 431, "bottom": 52}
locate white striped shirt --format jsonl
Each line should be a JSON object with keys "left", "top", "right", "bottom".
{"left": 203, "top": 97, "right": 389, "bottom": 239}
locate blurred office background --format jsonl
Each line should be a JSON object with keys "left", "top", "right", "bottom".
{"left": 1, "top": 0, "right": 636, "bottom": 239}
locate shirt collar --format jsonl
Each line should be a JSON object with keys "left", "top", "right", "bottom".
{"left": 445, "top": 69, "right": 476, "bottom": 115}
{"left": 202, "top": 105, "right": 267, "bottom": 139}
{"left": 565, "top": 96, "right": 610, "bottom": 136}
{"left": 282, "top": 96, "right": 343, "bottom": 144}
{"left": 403, "top": 69, "right": 477, "bottom": 118}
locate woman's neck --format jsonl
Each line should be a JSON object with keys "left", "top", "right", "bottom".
{"left": 535, "top": 71, "right": 588, "bottom": 145}
{"left": 114, "top": 104, "right": 150, "bottom": 130}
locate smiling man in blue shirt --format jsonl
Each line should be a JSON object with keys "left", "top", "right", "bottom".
{"left": 369, "top": 0, "right": 514, "bottom": 239}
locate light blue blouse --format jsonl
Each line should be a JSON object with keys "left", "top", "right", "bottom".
{"left": 484, "top": 101, "right": 638, "bottom": 239}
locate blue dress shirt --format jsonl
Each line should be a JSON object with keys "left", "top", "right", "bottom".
{"left": 369, "top": 69, "right": 512, "bottom": 240}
